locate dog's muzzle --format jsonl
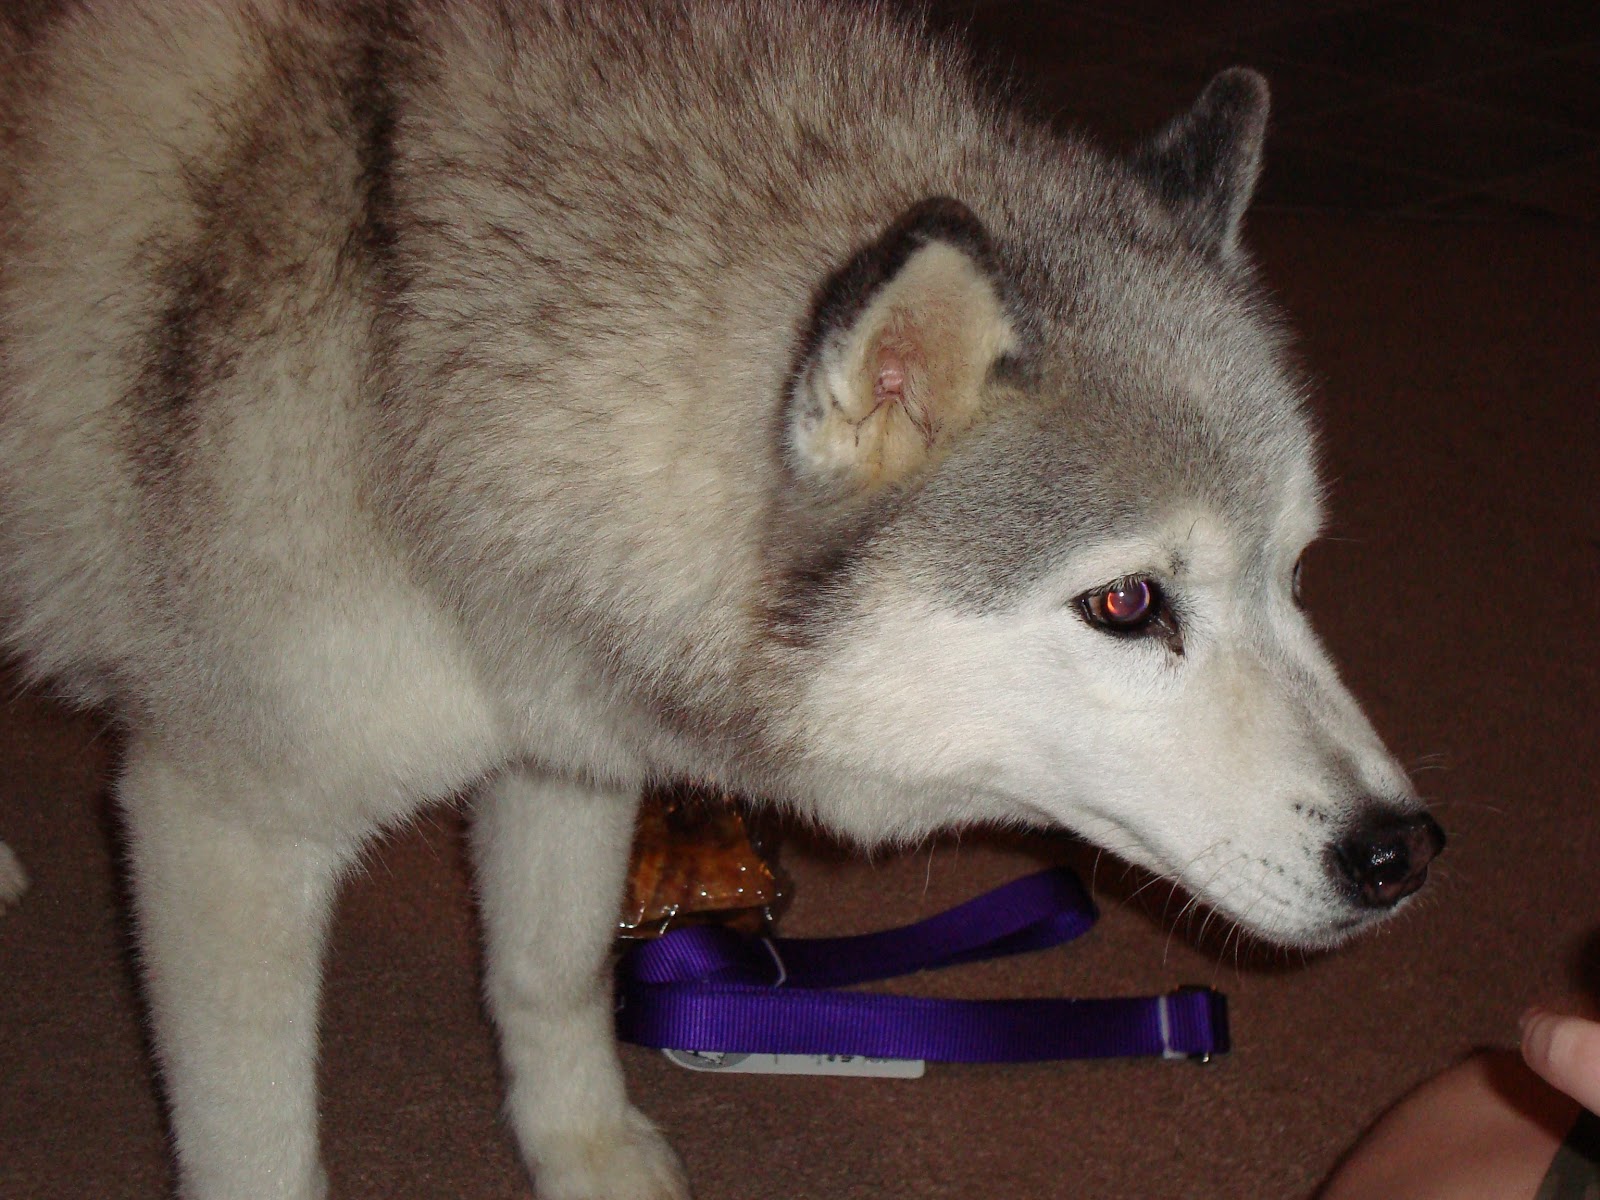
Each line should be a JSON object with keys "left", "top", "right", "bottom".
{"left": 1331, "top": 809, "right": 1447, "bottom": 908}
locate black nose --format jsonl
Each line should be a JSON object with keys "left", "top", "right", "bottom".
{"left": 1332, "top": 810, "right": 1446, "bottom": 908}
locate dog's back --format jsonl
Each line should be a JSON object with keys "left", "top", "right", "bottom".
{"left": 2, "top": 1, "right": 1043, "bottom": 753}
{"left": 2, "top": 3, "right": 374, "bottom": 699}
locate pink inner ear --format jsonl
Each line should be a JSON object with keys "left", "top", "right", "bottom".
{"left": 873, "top": 347, "right": 908, "bottom": 406}
{"left": 869, "top": 337, "right": 936, "bottom": 448}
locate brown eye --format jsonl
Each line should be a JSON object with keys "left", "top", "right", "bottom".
{"left": 1082, "top": 577, "right": 1160, "bottom": 631}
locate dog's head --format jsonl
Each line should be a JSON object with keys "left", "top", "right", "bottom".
{"left": 766, "top": 70, "right": 1441, "bottom": 948}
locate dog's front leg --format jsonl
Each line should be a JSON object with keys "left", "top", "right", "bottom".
{"left": 473, "top": 767, "right": 689, "bottom": 1200}
{"left": 120, "top": 738, "right": 348, "bottom": 1200}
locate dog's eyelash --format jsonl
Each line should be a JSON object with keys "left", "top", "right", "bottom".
{"left": 1076, "top": 576, "right": 1183, "bottom": 653}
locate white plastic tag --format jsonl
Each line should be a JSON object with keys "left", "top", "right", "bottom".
{"left": 662, "top": 1049, "right": 925, "bottom": 1078}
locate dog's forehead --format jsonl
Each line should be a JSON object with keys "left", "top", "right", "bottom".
{"left": 1034, "top": 244, "right": 1324, "bottom": 547}
{"left": 881, "top": 344, "right": 1318, "bottom": 606}
{"left": 1081, "top": 390, "right": 1325, "bottom": 560}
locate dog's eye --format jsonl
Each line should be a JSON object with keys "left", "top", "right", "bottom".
{"left": 1292, "top": 555, "right": 1305, "bottom": 607}
{"left": 1080, "top": 577, "right": 1161, "bottom": 632}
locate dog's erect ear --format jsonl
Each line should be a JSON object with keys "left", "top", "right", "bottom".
{"left": 1132, "top": 67, "right": 1269, "bottom": 262}
{"left": 785, "top": 197, "right": 1016, "bottom": 496}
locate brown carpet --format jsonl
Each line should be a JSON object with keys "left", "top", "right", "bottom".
{"left": 2, "top": 214, "right": 1597, "bottom": 1199}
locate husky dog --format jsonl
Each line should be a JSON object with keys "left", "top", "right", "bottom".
{"left": 0, "top": 1, "right": 1444, "bottom": 1196}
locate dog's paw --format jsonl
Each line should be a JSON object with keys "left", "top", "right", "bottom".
{"left": 0, "top": 841, "right": 28, "bottom": 910}
{"left": 534, "top": 1109, "right": 690, "bottom": 1200}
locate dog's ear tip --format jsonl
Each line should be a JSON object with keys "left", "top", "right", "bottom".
{"left": 1204, "top": 67, "right": 1270, "bottom": 114}
{"left": 1134, "top": 66, "right": 1271, "bottom": 262}
{"left": 1200, "top": 67, "right": 1271, "bottom": 152}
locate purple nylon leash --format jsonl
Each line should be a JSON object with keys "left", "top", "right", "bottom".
{"left": 615, "top": 868, "right": 1229, "bottom": 1063}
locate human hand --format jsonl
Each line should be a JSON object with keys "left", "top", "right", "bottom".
{"left": 1522, "top": 1008, "right": 1600, "bottom": 1114}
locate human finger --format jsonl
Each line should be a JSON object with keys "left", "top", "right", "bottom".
{"left": 1522, "top": 1009, "right": 1600, "bottom": 1113}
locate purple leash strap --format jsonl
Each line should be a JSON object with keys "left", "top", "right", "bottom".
{"left": 615, "top": 868, "right": 1229, "bottom": 1063}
